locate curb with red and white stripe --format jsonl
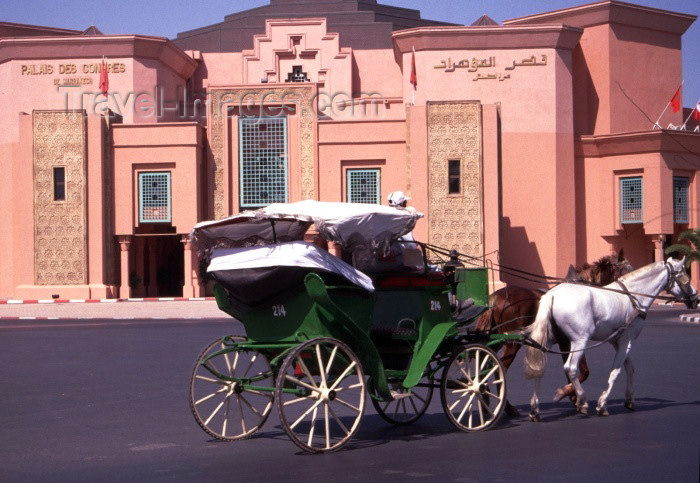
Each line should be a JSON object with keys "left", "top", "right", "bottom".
{"left": 679, "top": 313, "right": 700, "bottom": 323}
{"left": 0, "top": 297, "right": 214, "bottom": 305}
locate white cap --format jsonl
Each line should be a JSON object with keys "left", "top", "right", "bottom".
{"left": 388, "top": 191, "right": 411, "bottom": 207}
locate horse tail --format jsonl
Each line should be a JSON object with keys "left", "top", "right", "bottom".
{"left": 524, "top": 292, "right": 554, "bottom": 379}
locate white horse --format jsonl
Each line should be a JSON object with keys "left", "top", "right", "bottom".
{"left": 524, "top": 257, "right": 698, "bottom": 421}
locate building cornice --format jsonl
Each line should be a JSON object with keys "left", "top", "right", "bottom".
{"left": 0, "top": 21, "right": 82, "bottom": 36}
{"left": 392, "top": 25, "right": 583, "bottom": 54}
{"left": 576, "top": 130, "right": 700, "bottom": 157}
{"left": 504, "top": 1, "right": 696, "bottom": 35}
{"left": 0, "top": 35, "right": 197, "bottom": 78}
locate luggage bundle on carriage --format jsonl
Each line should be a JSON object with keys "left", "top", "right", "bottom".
{"left": 189, "top": 200, "right": 511, "bottom": 452}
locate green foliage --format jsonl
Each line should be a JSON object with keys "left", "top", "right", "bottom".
{"left": 665, "top": 229, "right": 700, "bottom": 268}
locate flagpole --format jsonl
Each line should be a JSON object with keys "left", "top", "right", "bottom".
{"left": 653, "top": 102, "right": 670, "bottom": 129}
{"left": 680, "top": 101, "right": 698, "bottom": 130}
{"left": 411, "top": 46, "right": 416, "bottom": 106}
{"left": 654, "top": 81, "right": 683, "bottom": 129}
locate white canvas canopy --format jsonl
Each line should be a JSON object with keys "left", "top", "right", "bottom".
{"left": 190, "top": 200, "right": 423, "bottom": 255}
{"left": 208, "top": 241, "right": 375, "bottom": 292}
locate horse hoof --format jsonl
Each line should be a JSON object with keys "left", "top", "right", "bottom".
{"left": 577, "top": 405, "right": 588, "bottom": 416}
{"left": 553, "top": 389, "right": 566, "bottom": 402}
{"left": 624, "top": 401, "right": 635, "bottom": 411}
{"left": 597, "top": 408, "right": 609, "bottom": 416}
{"left": 529, "top": 412, "right": 540, "bottom": 422}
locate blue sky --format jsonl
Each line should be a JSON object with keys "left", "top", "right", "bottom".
{"left": 3, "top": 0, "right": 699, "bottom": 112}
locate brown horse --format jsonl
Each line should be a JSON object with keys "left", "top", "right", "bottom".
{"left": 476, "top": 250, "right": 632, "bottom": 416}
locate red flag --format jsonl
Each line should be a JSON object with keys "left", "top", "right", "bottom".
{"left": 99, "top": 59, "right": 109, "bottom": 97}
{"left": 694, "top": 101, "right": 700, "bottom": 121}
{"left": 670, "top": 86, "right": 681, "bottom": 113}
{"left": 410, "top": 47, "right": 417, "bottom": 89}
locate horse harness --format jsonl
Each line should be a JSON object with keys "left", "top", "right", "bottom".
{"left": 526, "top": 261, "right": 693, "bottom": 355}
{"left": 606, "top": 261, "right": 694, "bottom": 343}
{"left": 614, "top": 279, "right": 647, "bottom": 321}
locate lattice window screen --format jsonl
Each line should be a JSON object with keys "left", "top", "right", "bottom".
{"left": 673, "top": 176, "right": 689, "bottom": 224}
{"left": 347, "top": 169, "right": 380, "bottom": 204}
{"left": 239, "top": 117, "right": 288, "bottom": 208}
{"left": 620, "top": 177, "right": 643, "bottom": 224}
{"left": 139, "top": 172, "right": 171, "bottom": 223}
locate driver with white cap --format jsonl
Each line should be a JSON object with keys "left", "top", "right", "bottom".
{"left": 387, "top": 190, "right": 422, "bottom": 270}
{"left": 388, "top": 191, "right": 416, "bottom": 241}
{"left": 387, "top": 190, "right": 411, "bottom": 210}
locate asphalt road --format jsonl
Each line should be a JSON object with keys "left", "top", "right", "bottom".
{"left": 1, "top": 306, "right": 698, "bottom": 482}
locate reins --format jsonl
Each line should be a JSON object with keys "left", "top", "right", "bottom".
{"left": 424, "top": 242, "right": 634, "bottom": 287}
{"left": 429, "top": 243, "right": 694, "bottom": 355}
{"left": 426, "top": 242, "right": 679, "bottom": 303}
{"left": 485, "top": 261, "right": 694, "bottom": 355}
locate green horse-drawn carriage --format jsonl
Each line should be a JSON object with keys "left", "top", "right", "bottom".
{"left": 189, "top": 200, "right": 512, "bottom": 452}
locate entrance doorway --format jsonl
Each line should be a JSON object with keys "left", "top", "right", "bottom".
{"left": 132, "top": 235, "right": 184, "bottom": 297}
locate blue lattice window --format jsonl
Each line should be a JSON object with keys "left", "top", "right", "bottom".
{"left": 673, "top": 177, "right": 689, "bottom": 224}
{"left": 347, "top": 169, "right": 380, "bottom": 204}
{"left": 620, "top": 177, "right": 642, "bottom": 224}
{"left": 239, "top": 117, "right": 288, "bottom": 209}
{"left": 139, "top": 172, "right": 171, "bottom": 223}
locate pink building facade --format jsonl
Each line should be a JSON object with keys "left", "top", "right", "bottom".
{"left": 0, "top": 0, "right": 698, "bottom": 300}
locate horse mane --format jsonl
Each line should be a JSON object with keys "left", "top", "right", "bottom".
{"left": 617, "top": 260, "right": 660, "bottom": 283}
{"left": 576, "top": 255, "right": 616, "bottom": 285}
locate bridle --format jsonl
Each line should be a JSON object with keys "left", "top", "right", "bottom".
{"left": 614, "top": 261, "right": 697, "bottom": 319}
{"left": 663, "top": 262, "right": 696, "bottom": 306}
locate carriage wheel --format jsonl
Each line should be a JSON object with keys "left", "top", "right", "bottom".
{"left": 190, "top": 336, "right": 274, "bottom": 441}
{"left": 275, "top": 338, "right": 365, "bottom": 453}
{"left": 371, "top": 376, "right": 434, "bottom": 425}
{"left": 440, "top": 344, "right": 506, "bottom": 432}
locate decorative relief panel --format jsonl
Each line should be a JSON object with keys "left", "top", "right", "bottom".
{"left": 427, "top": 102, "right": 483, "bottom": 258}
{"left": 209, "top": 87, "right": 315, "bottom": 219}
{"left": 33, "top": 111, "right": 87, "bottom": 285}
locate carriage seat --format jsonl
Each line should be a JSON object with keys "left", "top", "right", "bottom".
{"left": 452, "top": 298, "right": 488, "bottom": 327}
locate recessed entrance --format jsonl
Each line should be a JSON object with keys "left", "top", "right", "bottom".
{"left": 131, "top": 235, "right": 184, "bottom": 297}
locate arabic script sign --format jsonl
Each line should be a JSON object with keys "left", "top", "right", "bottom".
{"left": 433, "top": 54, "right": 548, "bottom": 81}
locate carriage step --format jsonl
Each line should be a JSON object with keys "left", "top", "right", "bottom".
{"left": 390, "top": 390, "right": 414, "bottom": 400}
{"left": 371, "top": 327, "right": 418, "bottom": 339}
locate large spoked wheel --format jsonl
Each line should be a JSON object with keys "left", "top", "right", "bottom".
{"left": 190, "top": 336, "right": 274, "bottom": 441}
{"left": 371, "top": 377, "right": 434, "bottom": 425}
{"left": 440, "top": 344, "right": 506, "bottom": 432}
{"left": 275, "top": 337, "right": 366, "bottom": 453}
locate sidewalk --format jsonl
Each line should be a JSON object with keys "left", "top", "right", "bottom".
{"left": 0, "top": 299, "right": 225, "bottom": 320}
{"left": 2, "top": 296, "right": 698, "bottom": 322}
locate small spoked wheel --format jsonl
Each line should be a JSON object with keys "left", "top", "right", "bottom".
{"left": 276, "top": 337, "right": 365, "bottom": 453}
{"left": 190, "top": 336, "right": 274, "bottom": 441}
{"left": 440, "top": 344, "right": 506, "bottom": 432}
{"left": 371, "top": 377, "right": 434, "bottom": 425}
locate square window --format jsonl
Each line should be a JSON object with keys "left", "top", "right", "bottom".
{"left": 347, "top": 169, "right": 380, "bottom": 204}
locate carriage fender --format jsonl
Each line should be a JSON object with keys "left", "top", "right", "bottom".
{"left": 402, "top": 321, "right": 457, "bottom": 389}
{"left": 304, "top": 273, "right": 393, "bottom": 401}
